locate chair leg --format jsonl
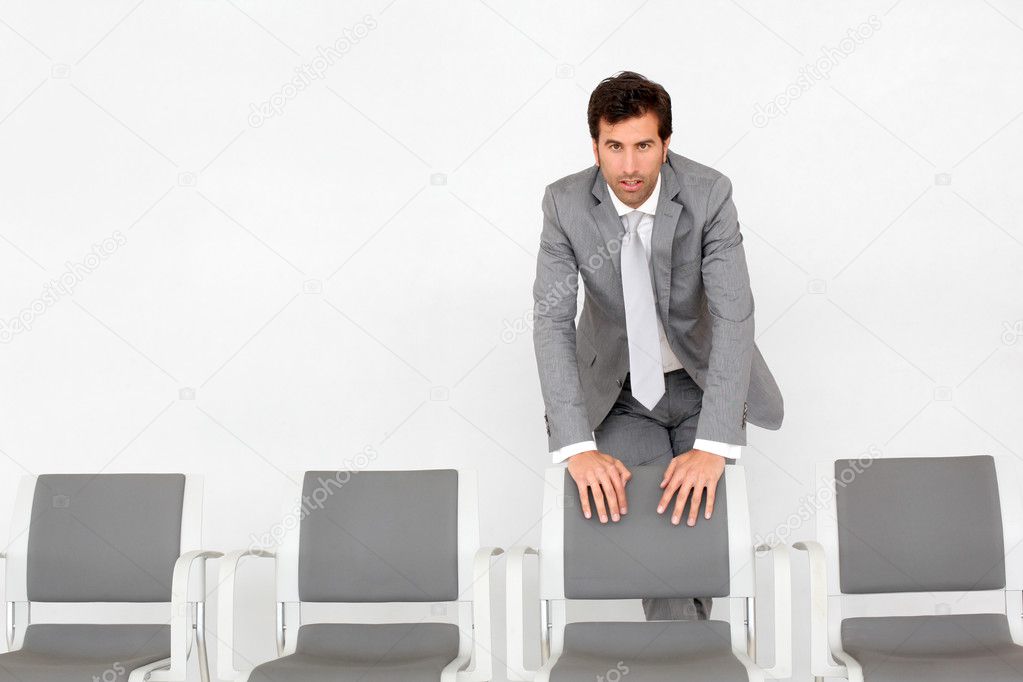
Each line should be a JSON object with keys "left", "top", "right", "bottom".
{"left": 195, "top": 602, "right": 211, "bottom": 682}
{"left": 745, "top": 596, "right": 757, "bottom": 661}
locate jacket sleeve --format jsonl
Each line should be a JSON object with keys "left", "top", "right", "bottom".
{"left": 694, "top": 174, "right": 755, "bottom": 445}
{"left": 532, "top": 185, "right": 593, "bottom": 451}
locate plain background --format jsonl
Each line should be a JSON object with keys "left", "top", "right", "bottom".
{"left": 1, "top": 1, "right": 1022, "bottom": 679}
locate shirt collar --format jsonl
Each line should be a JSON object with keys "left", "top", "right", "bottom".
{"left": 606, "top": 172, "right": 661, "bottom": 217}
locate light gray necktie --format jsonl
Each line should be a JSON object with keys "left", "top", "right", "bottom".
{"left": 620, "top": 209, "right": 664, "bottom": 409}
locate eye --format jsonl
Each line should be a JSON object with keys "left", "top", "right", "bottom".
{"left": 609, "top": 143, "right": 620, "bottom": 150}
{"left": 639, "top": 142, "right": 651, "bottom": 150}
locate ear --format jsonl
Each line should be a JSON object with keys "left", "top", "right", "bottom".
{"left": 662, "top": 135, "right": 671, "bottom": 162}
{"left": 592, "top": 138, "right": 600, "bottom": 167}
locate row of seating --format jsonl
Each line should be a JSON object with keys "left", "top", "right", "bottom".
{"left": 0, "top": 454, "right": 1020, "bottom": 681}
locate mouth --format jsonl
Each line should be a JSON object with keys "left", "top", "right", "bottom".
{"left": 620, "top": 179, "right": 643, "bottom": 191}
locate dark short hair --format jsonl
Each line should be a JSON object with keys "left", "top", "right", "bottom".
{"left": 587, "top": 71, "right": 672, "bottom": 142}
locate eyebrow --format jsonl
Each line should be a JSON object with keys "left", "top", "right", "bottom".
{"left": 604, "top": 138, "right": 656, "bottom": 146}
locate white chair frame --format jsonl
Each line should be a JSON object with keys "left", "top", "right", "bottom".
{"left": 506, "top": 464, "right": 791, "bottom": 682}
{"left": 1, "top": 473, "right": 220, "bottom": 682}
{"left": 217, "top": 467, "right": 502, "bottom": 682}
{"left": 794, "top": 454, "right": 1023, "bottom": 682}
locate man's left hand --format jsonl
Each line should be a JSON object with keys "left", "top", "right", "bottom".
{"left": 657, "top": 449, "right": 725, "bottom": 526}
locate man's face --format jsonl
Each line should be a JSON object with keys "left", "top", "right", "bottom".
{"left": 592, "top": 109, "right": 670, "bottom": 209}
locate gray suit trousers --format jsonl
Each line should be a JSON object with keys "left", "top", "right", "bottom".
{"left": 593, "top": 368, "right": 716, "bottom": 621}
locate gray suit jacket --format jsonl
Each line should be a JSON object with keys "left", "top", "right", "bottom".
{"left": 533, "top": 150, "right": 784, "bottom": 452}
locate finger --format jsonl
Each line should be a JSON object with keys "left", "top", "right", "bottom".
{"left": 606, "top": 465, "right": 628, "bottom": 516}
{"left": 613, "top": 461, "right": 631, "bottom": 514}
{"left": 575, "top": 479, "right": 592, "bottom": 520}
{"left": 688, "top": 481, "right": 705, "bottom": 526}
{"left": 657, "top": 470, "right": 685, "bottom": 513}
{"left": 660, "top": 458, "right": 677, "bottom": 488}
{"left": 705, "top": 480, "right": 717, "bottom": 520}
{"left": 673, "top": 478, "right": 695, "bottom": 525}
{"left": 587, "top": 473, "right": 609, "bottom": 523}
{"left": 597, "top": 469, "right": 621, "bottom": 521}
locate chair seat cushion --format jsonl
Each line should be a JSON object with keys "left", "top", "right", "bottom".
{"left": 248, "top": 622, "right": 461, "bottom": 682}
{"left": 0, "top": 623, "right": 170, "bottom": 682}
{"left": 842, "top": 613, "right": 1023, "bottom": 681}
{"left": 549, "top": 620, "right": 749, "bottom": 681}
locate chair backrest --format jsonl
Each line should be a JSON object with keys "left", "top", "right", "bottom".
{"left": 296, "top": 469, "right": 460, "bottom": 603}
{"left": 23, "top": 473, "right": 187, "bottom": 602}
{"left": 558, "top": 465, "right": 734, "bottom": 600}
{"left": 832, "top": 455, "right": 1006, "bottom": 594}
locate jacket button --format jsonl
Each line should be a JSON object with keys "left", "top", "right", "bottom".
{"left": 616, "top": 378, "right": 623, "bottom": 388}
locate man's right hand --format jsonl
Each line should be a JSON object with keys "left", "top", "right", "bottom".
{"left": 567, "top": 450, "right": 631, "bottom": 523}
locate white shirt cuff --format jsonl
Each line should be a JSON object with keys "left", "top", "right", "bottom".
{"left": 692, "top": 438, "right": 742, "bottom": 460}
{"left": 551, "top": 438, "right": 597, "bottom": 464}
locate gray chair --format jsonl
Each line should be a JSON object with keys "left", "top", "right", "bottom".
{"left": 506, "top": 464, "right": 791, "bottom": 681}
{"left": 0, "top": 473, "right": 220, "bottom": 682}
{"left": 795, "top": 454, "right": 1023, "bottom": 682}
{"left": 217, "top": 468, "right": 502, "bottom": 682}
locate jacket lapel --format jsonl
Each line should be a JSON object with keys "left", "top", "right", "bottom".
{"left": 588, "top": 175, "right": 626, "bottom": 274}
{"left": 650, "top": 160, "right": 684, "bottom": 327}
{"left": 588, "top": 160, "right": 686, "bottom": 324}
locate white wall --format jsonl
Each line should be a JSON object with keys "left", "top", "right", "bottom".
{"left": 1, "top": 1, "right": 1021, "bottom": 679}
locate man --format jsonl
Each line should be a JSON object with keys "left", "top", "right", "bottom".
{"left": 532, "top": 71, "right": 784, "bottom": 621}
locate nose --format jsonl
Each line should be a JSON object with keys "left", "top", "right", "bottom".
{"left": 617, "top": 150, "right": 634, "bottom": 175}
{"left": 622, "top": 149, "right": 640, "bottom": 176}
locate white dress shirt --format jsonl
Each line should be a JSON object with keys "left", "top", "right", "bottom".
{"left": 550, "top": 173, "right": 742, "bottom": 464}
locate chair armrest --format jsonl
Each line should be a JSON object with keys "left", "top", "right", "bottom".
{"left": 149, "top": 549, "right": 223, "bottom": 682}
{"left": 0, "top": 552, "right": 8, "bottom": 652}
{"left": 1007, "top": 589, "right": 1023, "bottom": 645}
{"left": 459, "top": 546, "right": 504, "bottom": 682}
{"left": 216, "top": 549, "right": 276, "bottom": 681}
{"left": 793, "top": 540, "right": 846, "bottom": 678}
{"left": 505, "top": 545, "right": 539, "bottom": 681}
{"left": 754, "top": 542, "right": 791, "bottom": 679}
